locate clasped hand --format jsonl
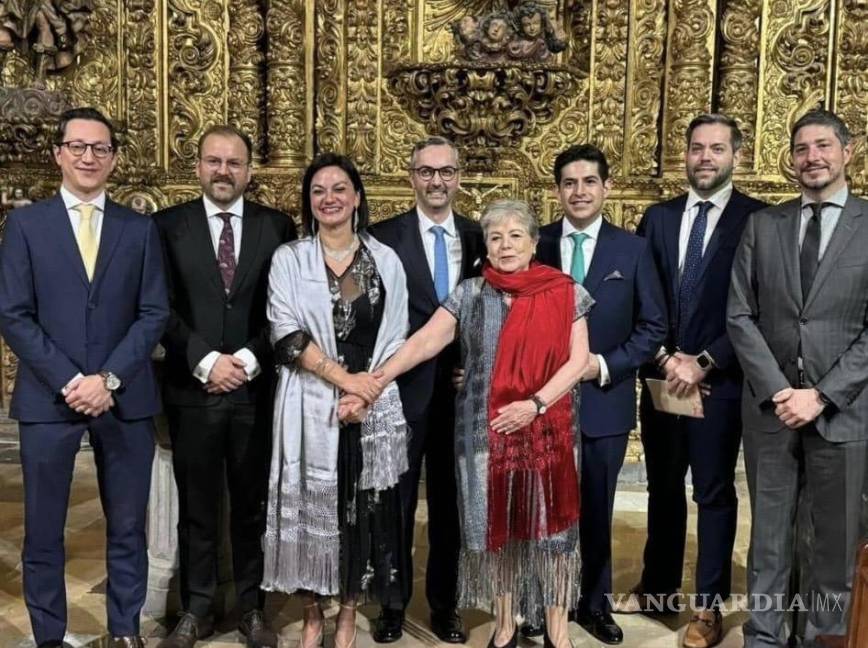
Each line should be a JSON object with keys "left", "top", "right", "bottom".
{"left": 490, "top": 400, "right": 537, "bottom": 435}
{"left": 772, "top": 387, "right": 825, "bottom": 429}
{"left": 339, "top": 370, "right": 384, "bottom": 405}
{"left": 205, "top": 354, "right": 248, "bottom": 393}
{"left": 65, "top": 375, "right": 114, "bottom": 417}
{"left": 664, "top": 352, "right": 710, "bottom": 398}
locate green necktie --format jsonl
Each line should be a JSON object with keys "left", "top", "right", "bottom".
{"left": 569, "top": 232, "right": 589, "bottom": 284}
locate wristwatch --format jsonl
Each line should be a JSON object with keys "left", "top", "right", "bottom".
{"left": 531, "top": 395, "right": 548, "bottom": 415}
{"left": 99, "top": 370, "right": 122, "bottom": 391}
{"left": 696, "top": 350, "right": 715, "bottom": 371}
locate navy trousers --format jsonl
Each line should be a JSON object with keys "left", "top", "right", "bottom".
{"left": 19, "top": 413, "right": 154, "bottom": 644}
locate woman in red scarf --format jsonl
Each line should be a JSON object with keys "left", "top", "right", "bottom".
{"left": 371, "top": 199, "right": 592, "bottom": 648}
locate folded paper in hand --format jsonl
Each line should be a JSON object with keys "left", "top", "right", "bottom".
{"left": 645, "top": 378, "right": 704, "bottom": 418}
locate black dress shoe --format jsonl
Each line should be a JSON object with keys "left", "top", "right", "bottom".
{"left": 110, "top": 638, "right": 146, "bottom": 648}
{"left": 372, "top": 609, "right": 404, "bottom": 643}
{"left": 38, "top": 642, "right": 64, "bottom": 648}
{"left": 574, "top": 609, "right": 623, "bottom": 645}
{"left": 520, "top": 622, "right": 545, "bottom": 638}
{"left": 487, "top": 626, "right": 518, "bottom": 648}
{"left": 158, "top": 612, "right": 215, "bottom": 648}
{"left": 239, "top": 609, "right": 277, "bottom": 648}
{"left": 431, "top": 611, "right": 467, "bottom": 644}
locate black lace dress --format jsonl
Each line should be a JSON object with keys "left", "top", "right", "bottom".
{"left": 277, "top": 244, "right": 404, "bottom": 604}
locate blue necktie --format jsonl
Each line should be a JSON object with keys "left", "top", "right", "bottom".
{"left": 677, "top": 201, "right": 712, "bottom": 344}
{"left": 432, "top": 225, "right": 449, "bottom": 302}
{"left": 569, "top": 232, "right": 589, "bottom": 284}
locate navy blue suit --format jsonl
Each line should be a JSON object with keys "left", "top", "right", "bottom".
{"left": 635, "top": 189, "right": 765, "bottom": 603}
{"left": 0, "top": 194, "right": 169, "bottom": 642}
{"left": 537, "top": 217, "right": 666, "bottom": 613}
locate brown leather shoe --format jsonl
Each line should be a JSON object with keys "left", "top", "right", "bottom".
{"left": 238, "top": 609, "right": 277, "bottom": 648}
{"left": 682, "top": 609, "right": 722, "bottom": 648}
{"left": 158, "top": 612, "right": 215, "bottom": 648}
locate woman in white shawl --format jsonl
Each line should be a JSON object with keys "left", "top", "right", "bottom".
{"left": 263, "top": 154, "right": 410, "bottom": 648}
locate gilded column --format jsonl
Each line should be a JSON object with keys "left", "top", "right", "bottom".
{"left": 718, "top": 0, "right": 763, "bottom": 173}
{"left": 314, "top": 0, "right": 345, "bottom": 155}
{"left": 123, "top": 0, "right": 162, "bottom": 172}
{"left": 228, "top": 0, "right": 266, "bottom": 162}
{"left": 835, "top": 0, "right": 868, "bottom": 186}
{"left": 265, "top": 0, "right": 308, "bottom": 165}
{"left": 660, "top": 0, "right": 716, "bottom": 173}
{"left": 346, "top": 0, "right": 380, "bottom": 172}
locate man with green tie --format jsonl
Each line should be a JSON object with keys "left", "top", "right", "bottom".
{"left": 534, "top": 143, "right": 667, "bottom": 645}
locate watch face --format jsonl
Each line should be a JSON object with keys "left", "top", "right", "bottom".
{"left": 697, "top": 355, "right": 710, "bottom": 369}
{"left": 104, "top": 373, "right": 121, "bottom": 390}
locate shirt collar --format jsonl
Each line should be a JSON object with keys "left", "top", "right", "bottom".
{"left": 203, "top": 194, "right": 244, "bottom": 218}
{"left": 60, "top": 185, "right": 106, "bottom": 212}
{"left": 417, "top": 205, "right": 457, "bottom": 237}
{"left": 801, "top": 186, "right": 849, "bottom": 210}
{"left": 686, "top": 182, "right": 733, "bottom": 213}
{"left": 561, "top": 213, "right": 603, "bottom": 240}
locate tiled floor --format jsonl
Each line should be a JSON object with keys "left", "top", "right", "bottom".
{"left": 0, "top": 439, "right": 751, "bottom": 648}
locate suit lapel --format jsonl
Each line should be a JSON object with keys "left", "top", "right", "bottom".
{"left": 400, "top": 210, "right": 440, "bottom": 309}
{"left": 455, "top": 215, "right": 476, "bottom": 279}
{"left": 663, "top": 197, "right": 686, "bottom": 303}
{"left": 583, "top": 219, "right": 613, "bottom": 294}
{"left": 804, "top": 196, "right": 864, "bottom": 311}
{"left": 692, "top": 192, "right": 744, "bottom": 286}
{"left": 228, "top": 203, "right": 263, "bottom": 298}
{"left": 90, "top": 199, "right": 127, "bottom": 289}
{"left": 538, "top": 219, "right": 563, "bottom": 270}
{"left": 187, "top": 201, "right": 227, "bottom": 297}
{"left": 52, "top": 194, "right": 90, "bottom": 287}
{"left": 776, "top": 200, "right": 803, "bottom": 307}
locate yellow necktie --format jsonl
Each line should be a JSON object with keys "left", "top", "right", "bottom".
{"left": 75, "top": 203, "right": 98, "bottom": 280}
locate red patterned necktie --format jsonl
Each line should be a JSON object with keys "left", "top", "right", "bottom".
{"left": 217, "top": 212, "right": 236, "bottom": 292}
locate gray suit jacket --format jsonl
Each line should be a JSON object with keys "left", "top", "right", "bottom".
{"left": 727, "top": 192, "right": 868, "bottom": 441}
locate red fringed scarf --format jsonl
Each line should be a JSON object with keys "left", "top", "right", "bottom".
{"left": 483, "top": 261, "right": 580, "bottom": 552}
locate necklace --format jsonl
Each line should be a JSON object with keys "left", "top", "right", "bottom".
{"left": 322, "top": 235, "right": 359, "bottom": 262}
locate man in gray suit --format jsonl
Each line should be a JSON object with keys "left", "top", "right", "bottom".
{"left": 727, "top": 109, "right": 868, "bottom": 647}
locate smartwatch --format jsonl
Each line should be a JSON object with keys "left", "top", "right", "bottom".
{"left": 696, "top": 351, "right": 715, "bottom": 371}
{"left": 99, "top": 370, "right": 122, "bottom": 391}
{"left": 531, "top": 395, "right": 548, "bottom": 415}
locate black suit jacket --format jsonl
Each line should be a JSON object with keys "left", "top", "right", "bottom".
{"left": 636, "top": 188, "right": 767, "bottom": 399}
{"left": 369, "top": 208, "right": 485, "bottom": 421}
{"left": 154, "top": 197, "right": 297, "bottom": 406}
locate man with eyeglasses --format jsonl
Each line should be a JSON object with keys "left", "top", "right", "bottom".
{"left": 153, "top": 125, "right": 296, "bottom": 648}
{"left": 369, "top": 136, "right": 485, "bottom": 644}
{"left": 0, "top": 107, "right": 169, "bottom": 647}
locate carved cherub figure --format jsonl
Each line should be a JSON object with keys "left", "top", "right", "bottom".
{"left": 508, "top": 2, "right": 567, "bottom": 61}
{"left": 452, "top": 14, "right": 482, "bottom": 60}
{"left": 480, "top": 12, "right": 513, "bottom": 58}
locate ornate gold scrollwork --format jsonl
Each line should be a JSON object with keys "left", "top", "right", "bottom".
{"left": 387, "top": 62, "right": 579, "bottom": 171}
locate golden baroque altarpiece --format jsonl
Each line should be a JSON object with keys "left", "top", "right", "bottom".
{"left": 0, "top": 1, "right": 866, "bottom": 458}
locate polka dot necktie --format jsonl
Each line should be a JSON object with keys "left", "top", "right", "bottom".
{"left": 217, "top": 213, "right": 236, "bottom": 293}
{"left": 677, "top": 201, "right": 712, "bottom": 344}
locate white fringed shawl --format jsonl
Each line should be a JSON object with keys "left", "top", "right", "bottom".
{"left": 261, "top": 233, "right": 409, "bottom": 594}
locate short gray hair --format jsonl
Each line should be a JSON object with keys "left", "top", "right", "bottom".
{"left": 480, "top": 199, "right": 539, "bottom": 240}
{"left": 409, "top": 136, "right": 460, "bottom": 167}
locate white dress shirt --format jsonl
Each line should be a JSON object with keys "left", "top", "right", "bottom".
{"left": 59, "top": 186, "right": 107, "bottom": 394}
{"left": 417, "top": 207, "right": 462, "bottom": 294}
{"left": 559, "top": 214, "right": 610, "bottom": 386}
{"left": 799, "top": 186, "right": 848, "bottom": 259}
{"left": 678, "top": 183, "right": 733, "bottom": 273}
{"left": 194, "top": 195, "right": 260, "bottom": 384}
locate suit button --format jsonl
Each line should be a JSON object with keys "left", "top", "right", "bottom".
{"left": 87, "top": 302, "right": 96, "bottom": 310}
{"left": 799, "top": 318, "right": 807, "bottom": 325}
{"left": 226, "top": 302, "right": 233, "bottom": 310}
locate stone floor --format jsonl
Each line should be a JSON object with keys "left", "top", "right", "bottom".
{"left": 0, "top": 437, "right": 752, "bottom": 648}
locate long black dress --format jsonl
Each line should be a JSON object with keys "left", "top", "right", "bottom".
{"left": 280, "top": 244, "right": 404, "bottom": 604}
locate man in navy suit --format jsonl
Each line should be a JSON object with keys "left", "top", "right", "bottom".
{"left": 0, "top": 107, "right": 169, "bottom": 647}
{"left": 623, "top": 114, "right": 766, "bottom": 648}
{"left": 368, "top": 137, "right": 485, "bottom": 644}
{"left": 535, "top": 144, "right": 667, "bottom": 645}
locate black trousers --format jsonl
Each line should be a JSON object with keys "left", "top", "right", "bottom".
{"left": 638, "top": 392, "right": 741, "bottom": 606}
{"left": 389, "top": 388, "right": 462, "bottom": 616}
{"left": 167, "top": 399, "right": 271, "bottom": 617}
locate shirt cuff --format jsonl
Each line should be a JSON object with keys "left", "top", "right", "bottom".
{"left": 597, "top": 354, "right": 611, "bottom": 387}
{"left": 61, "top": 372, "right": 84, "bottom": 396}
{"left": 193, "top": 351, "right": 220, "bottom": 384}
{"left": 233, "top": 347, "right": 260, "bottom": 381}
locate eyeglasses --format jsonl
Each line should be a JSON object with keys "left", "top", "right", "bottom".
{"left": 410, "top": 166, "right": 459, "bottom": 181}
{"left": 59, "top": 141, "right": 115, "bottom": 159}
{"left": 200, "top": 156, "right": 249, "bottom": 172}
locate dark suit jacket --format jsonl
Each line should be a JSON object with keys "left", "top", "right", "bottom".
{"left": 153, "top": 198, "right": 296, "bottom": 406}
{"left": 0, "top": 194, "right": 169, "bottom": 422}
{"left": 369, "top": 208, "right": 485, "bottom": 421}
{"left": 637, "top": 189, "right": 767, "bottom": 400}
{"left": 537, "top": 218, "right": 667, "bottom": 436}
{"left": 728, "top": 193, "right": 868, "bottom": 442}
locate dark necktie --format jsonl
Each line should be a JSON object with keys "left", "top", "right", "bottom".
{"left": 677, "top": 200, "right": 712, "bottom": 344}
{"left": 217, "top": 213, "right": 236, "bottom": 293}
{"left": 800, "top": 202, "right": 824, "bottom": 300}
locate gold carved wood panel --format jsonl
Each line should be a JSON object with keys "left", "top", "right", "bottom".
{"left": 0, "top": 1, "right": 866, "bottom": 429}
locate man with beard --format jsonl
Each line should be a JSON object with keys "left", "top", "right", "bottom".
{"left": 154, "top": 125, "right": 296, "bottom": 648}
{"left": 616, "top": 114, "right": 766, "bottom": 648}
{"left": 368, "top": 136, "right": 485, "bottom": 644}
{"left": 728, "top": 110, "right": 868, "bottom": 646}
